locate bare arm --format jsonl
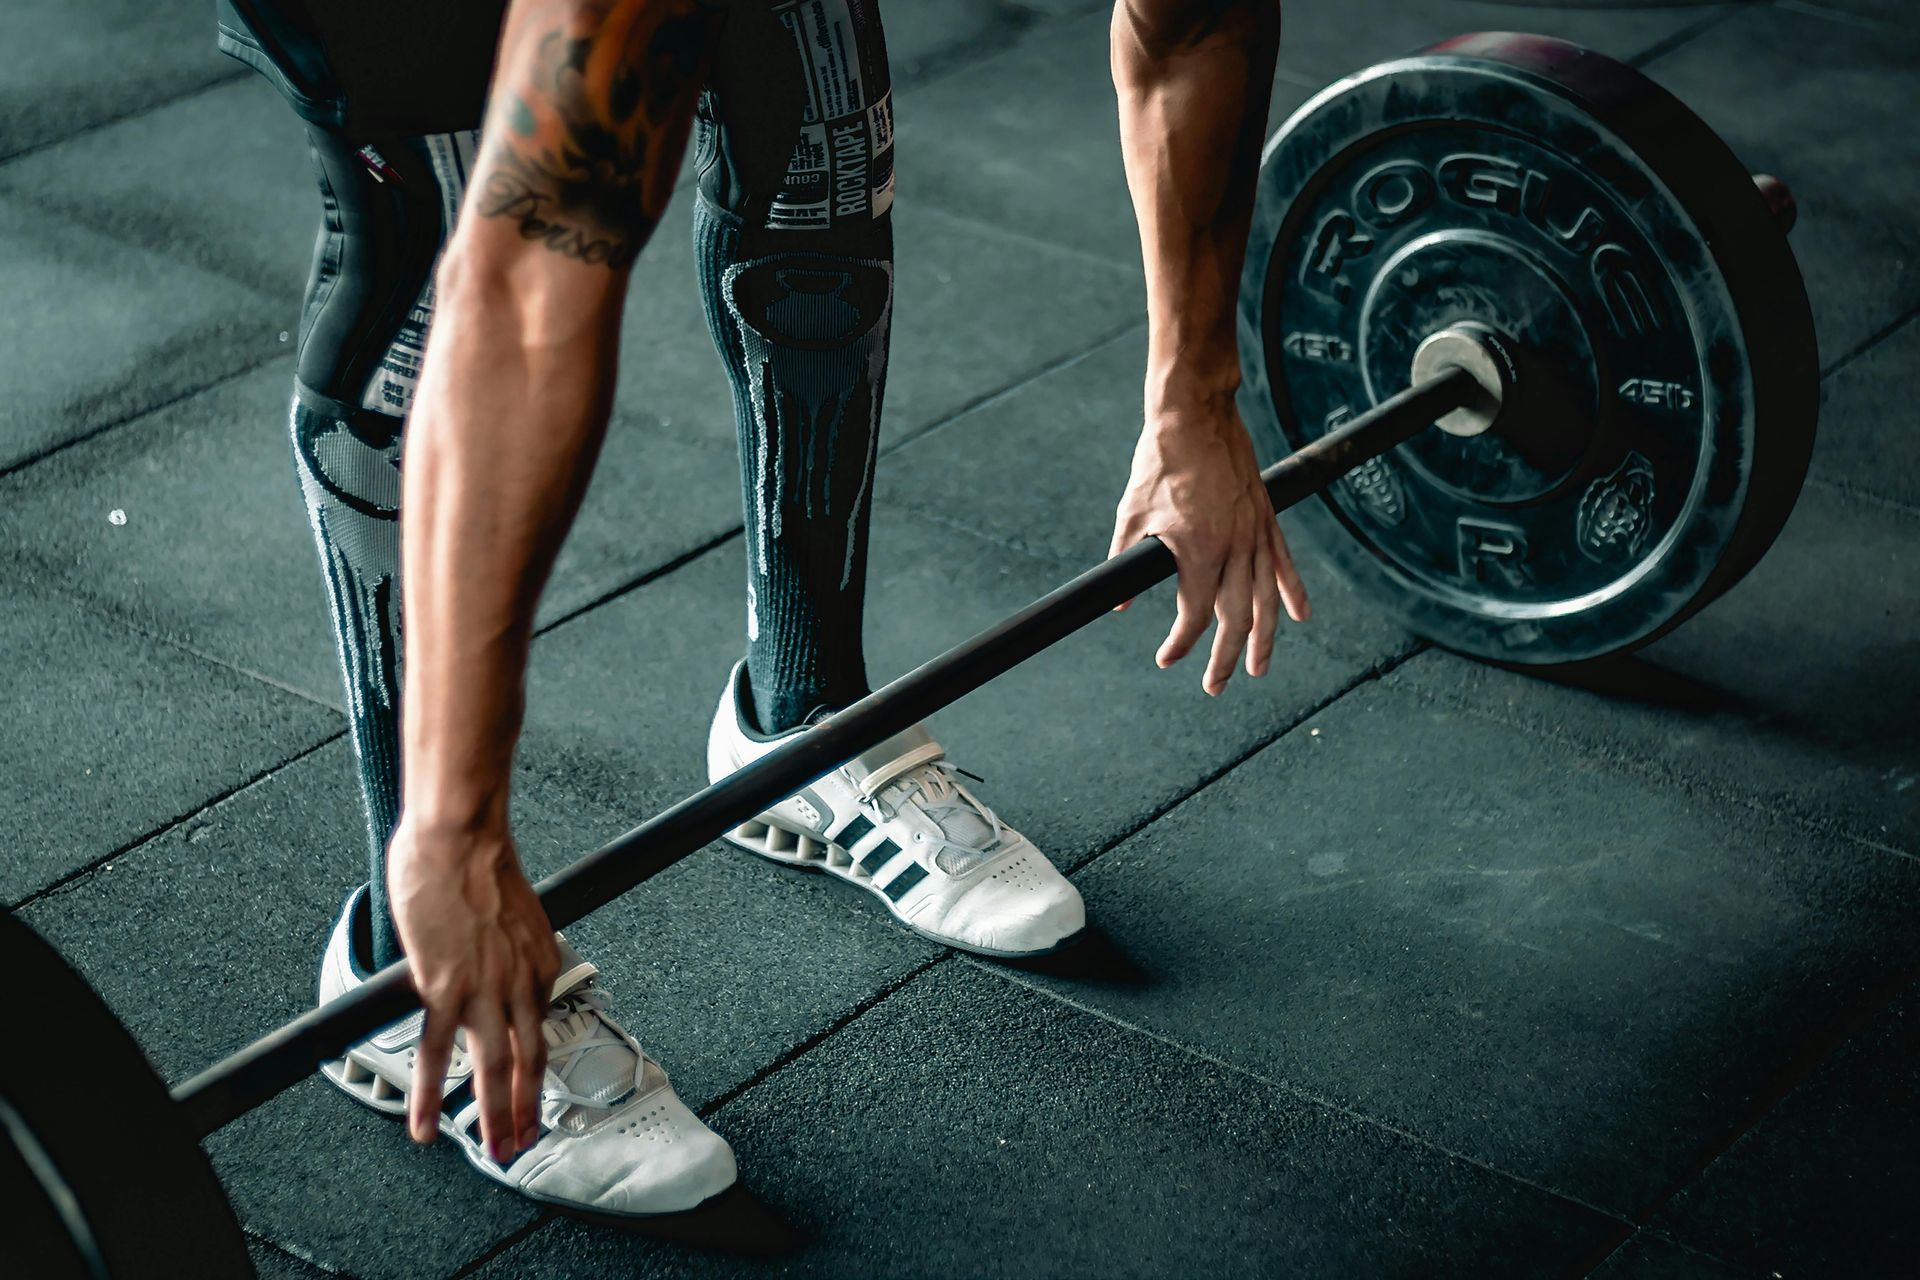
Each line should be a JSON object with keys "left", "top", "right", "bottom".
{"left": 391, "top": 0, "right": 718, "bottom": 1161}
{"left": 1108, "top": 0, "right": 1309, "bottom": 694}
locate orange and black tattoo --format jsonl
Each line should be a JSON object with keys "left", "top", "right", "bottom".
{"left": 475, "top": 0, "right": 720, "bottom": 268}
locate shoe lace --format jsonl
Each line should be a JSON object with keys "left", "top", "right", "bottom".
{"left": 539, "top": 987, "right": 644, "bottom": 1114}
{"left": 880, "top": 760, "right": 1004, "bottom": 855}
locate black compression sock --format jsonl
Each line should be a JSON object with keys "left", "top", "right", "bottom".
{"left": 289, "top": 388, "right": 406, "bottom": 969}
{"left": 693, "top": 196, "right": 893, "bottom": 734}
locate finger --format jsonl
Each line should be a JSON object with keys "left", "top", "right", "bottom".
{"left": 1158, "top": 545, "right": 1221, "bottom": 667}
{"left": 509, "top": 977, "right": 548, "bottom": 1154}
{"left": 1204, "top": 546, "right": 1254, "bottom": 695}
{"left": 467, "top": 999, "right": 517, "bottom": 1163}
{"left": 533, "top": 931, "right": 563, "bottom": 996}
{"left": 410, "top": 1004, "right": 457, "bottom": 1145}
{"left": 1248, "top": 538, "right": 1281, "bottom": 678}
{"left": 1271, "top": 523, "right": 1311, "bottom": 623}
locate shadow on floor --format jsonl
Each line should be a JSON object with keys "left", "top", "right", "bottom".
{"left": 563, "top": 1183, "right": 808, "bottom": 1259}
{"left": 995, "top": 924, "right": 1153, "bottom": 990}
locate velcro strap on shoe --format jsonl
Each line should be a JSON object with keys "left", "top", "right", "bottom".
{"left": 549, "top": 933, "right": 600, "bottom": 1002}
{"left": 852, "top": 727, "right": 946, "bottom": 800}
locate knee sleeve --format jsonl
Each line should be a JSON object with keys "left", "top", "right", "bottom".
{"left": 296, "top": 126, "right": 476, "bottom": 418}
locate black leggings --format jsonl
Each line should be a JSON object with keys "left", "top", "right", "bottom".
{"left": 264, "top": 1, "right": 898, "bottom": 967}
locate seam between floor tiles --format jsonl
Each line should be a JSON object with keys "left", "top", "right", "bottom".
{"left": 0, "top": 180, "right": 290, "bottom": 301}
{"left": 878, "top": 500, "right": 1105, "bottom": 573}
{"left": 1058, "top": 639, "right": 1427, "bottom": 877}
{"left": 1383, "top": 666, "right": 1920, "bottom": 1255}
{"left": 1774, "top": 0, "right": 1907, "bottom": 32}
{"left": 1618, "top": 945, "right": 1920, "bottom": 1234}
{"left": 968, "top": 958, "right": 1637, "bottom": 1234}
{"left": 0, "top": 349, "right": 292, "bottom": 482}
{"left": 0, "top": 70, "right": 251, "bottom": 168}
{"left": 915, "top": 199, "right": 1148, "bottom": 278}
{"left": 446, "top": 1216, "right": 555, "bottom": 1280}
{"left": 881, "top": 318, "right": 1145, "bottom": 462}
{"left": 696, "top": 954, "right": 951, "bottom": 1119}
{"left": 1820, "top": 299, "right": 1920, "bottom": 381}
{"left": 1624, "top": 5, "right": 1744, "bottom": 69}
{"left": 11, "top": 566, "right": 344, "bottom": 713}
{"left": 1804, "top": 473, "right": 1919, "bottom": 518}
{"left": 533, "top": 527, "right": 743, "bottom": 638}
{"left": 1392, "top": 662, "right": 1918, "bottom": 866}
{"left": 5, "top": 731, "right": 342, "bottom": 914}
{"left": 1265, "top": 2, "right": 1741, "bottom": 96}
{"left": 1578, "top": 1227, "right": 1760, "bottom": 1280}
{"left": 245, "top": 1225, "right": 352, "bottom": 1279}
{"left": 888, "top": 3, "right": 1044, "bottom": 87}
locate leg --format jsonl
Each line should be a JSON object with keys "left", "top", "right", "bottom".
{"left": 694, "top": 0, "right": 898, "bottom": 733}
{"left": 698, "top": 3, "right": 1082, "bottom": 959}
{"left": 289, "top": 127, "right": 478, "bottom": 968}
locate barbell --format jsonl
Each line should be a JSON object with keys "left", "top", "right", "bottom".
{"left": 2, "top": 33, "right": 1816, "bottom": 1279}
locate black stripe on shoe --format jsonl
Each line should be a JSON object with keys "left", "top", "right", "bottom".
{"left": 837, "top": 813, "right": 876, "bottom": 852}
{"left": 441, "top": 1078, "right": 475, "bottom": 1119}
{"left": 859, "top": 837, "right": 901, "bottom": 875}
{"left": 443, "top": 1076, "right": 541, "bottom": 1170}
{"left": 883, "top": 862, "right": 928, "bottom": 901}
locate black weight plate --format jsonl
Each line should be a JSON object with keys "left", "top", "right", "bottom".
{"left": 0, "top": 911, "right": 253, "bottom": 1279}
{"left": 1237, "top": 32, "right": 1818, "bottom": 664}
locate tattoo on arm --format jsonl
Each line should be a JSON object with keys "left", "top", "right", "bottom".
{"left": 475, "top": 0, "right": 719, "bottom": 268}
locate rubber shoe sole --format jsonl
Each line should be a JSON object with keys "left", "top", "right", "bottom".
{"left": 724, "top": 816, "right": 1084, "bottom": 960}
{"left": 320, "top": 1053, "right": 409, "bottom": 1116}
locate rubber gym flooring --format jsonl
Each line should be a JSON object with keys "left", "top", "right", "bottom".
{"left": 3, "top": 2, "right": 1917, "bottom": 1276}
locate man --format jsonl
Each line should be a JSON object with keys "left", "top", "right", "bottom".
{"left": 220, "top": 0, "right": 1305, "bottom": 1220}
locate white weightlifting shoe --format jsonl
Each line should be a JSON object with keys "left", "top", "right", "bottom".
{"left": 708, "top": 661, "right": 1086, "bottom": 958}
{"left": 317, "top": 887, "right": 736, "bottom": 1218}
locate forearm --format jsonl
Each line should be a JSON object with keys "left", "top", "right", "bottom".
{"left": 1111, "top": 0, "right": 1281, "bottom": 414}
{"left": 398, "top": 257, "right": 618, "bottom": 832}
{"left": 399, "top": 0, "right": 717, "bottom": 834}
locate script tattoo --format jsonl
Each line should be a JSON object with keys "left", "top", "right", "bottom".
{"left": 475, "top": 0, "right": 717, "bottom": 268}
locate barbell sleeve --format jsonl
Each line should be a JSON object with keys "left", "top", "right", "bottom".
{"left": 171, "top": 365, "right": 1478, "bottom": 1140}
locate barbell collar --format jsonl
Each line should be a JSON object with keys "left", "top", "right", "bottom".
{"left": 1409, "top": 324, "right": 1511, "bottom": 438}
{"left": 171, "top": 364, "right": 1479, "bottom": 1140}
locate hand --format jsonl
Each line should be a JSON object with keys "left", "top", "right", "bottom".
{"left": 386, "top": 816, "right": 561, "bottom": 1163}
{"left": 1109, "top": 397, "right": 1310, "bottom": 694}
